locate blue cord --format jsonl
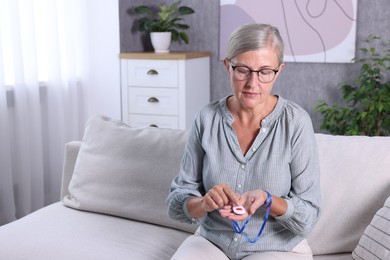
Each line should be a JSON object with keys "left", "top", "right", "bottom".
{"left": 232, "top": 191, "right": 272, "bottom": 243}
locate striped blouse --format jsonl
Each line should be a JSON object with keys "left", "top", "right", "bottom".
{"left": 167, "top": 96, "right": 321, "bottom": 259}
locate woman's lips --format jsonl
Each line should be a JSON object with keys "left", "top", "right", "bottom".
{"left": 242, "top": 91, "right": 259, "bottom": 98}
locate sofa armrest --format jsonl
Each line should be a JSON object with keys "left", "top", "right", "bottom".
{"left": 60, "top": 141, "right": 82, "bottom": 200}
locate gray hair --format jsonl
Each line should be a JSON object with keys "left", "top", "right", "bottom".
{"left": 226, "top": 23, "right": 284, "bottom": 65}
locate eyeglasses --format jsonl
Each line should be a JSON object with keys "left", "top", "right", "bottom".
{"left": 230, "top": 62, "right": 280, "bottom": 83}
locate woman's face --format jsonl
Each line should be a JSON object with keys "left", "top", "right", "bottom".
{"left": 224, "top": 48, "right": 284, "bottom": 110}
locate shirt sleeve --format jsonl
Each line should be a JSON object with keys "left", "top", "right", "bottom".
{"left": 166, "top": 115, "right": 206, "bottom": 224}
{"left": 274, "top": 111, "right": 322, "bottom": 237}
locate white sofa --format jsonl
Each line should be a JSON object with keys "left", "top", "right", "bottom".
{"left": 0, "top": 115, "right": 389, "bottom": 260}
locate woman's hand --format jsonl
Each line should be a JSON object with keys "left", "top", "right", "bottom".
{"left": 186, "top": 183, "right": 240, "bottom": 219}
{"left": 201, "top": 183, "right": 240, "bottom": 212}
{"left": 219, "top": 189, "right": 268, "bottom": 221}
{"left": 241, "top": 189, "right": 269, "bottom": 215}
{"left": 219, "top": 204, "right": 249, "bottom": 221}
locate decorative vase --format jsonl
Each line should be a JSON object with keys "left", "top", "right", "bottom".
{"left": 150, "top": 32, "right": 171, "bottom": 53}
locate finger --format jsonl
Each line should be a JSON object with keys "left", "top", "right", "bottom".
{"left": 206, "top": 188, "right": 226, "bottom": 208}
{"left": 211, "top": 184, "right": 236, "bottom": 207}
{"left": 217, "top": 184, "right": 237, "bottom": 206}
{"left": 203, "top": 194, "right": 221, "bottom": 211}
{"left": 227, "top": 212, "right": 249, "bottom": 221}
{"left": 220, "top": 184, "right": 240, "bottom": 205}
{"left": 219, "top": 208, "right": 232, "bottom": 217}
{"left": 237, "top": 192, "right": 250, "bottom": 206}
{"left": 218, "top": 204, "right": 235, "bottom": 218}
{"left": 248, "top": 197, "right": 266, "bottom": 215}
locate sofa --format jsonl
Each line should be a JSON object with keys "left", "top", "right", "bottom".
{"left": 0, "top": 115, "right": 389, "bottom": 260}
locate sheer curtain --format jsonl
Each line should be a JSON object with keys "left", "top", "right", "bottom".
{"left": 0, "top": 0, "right": 88, "bottom": 225}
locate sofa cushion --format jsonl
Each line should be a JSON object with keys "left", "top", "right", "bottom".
{"left": 0, "top": 202, "right": 191, "bottom": 259}
{"left": 307, "top": 134, "right": 390, "bottom": 255}
{"left": 352, "top": 196, "right": 390, "bottom": 260}
{"left": 63, "top": 115, "right": 197, "bottom": 233}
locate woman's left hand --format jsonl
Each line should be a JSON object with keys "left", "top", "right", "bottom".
{"left": 219, "top": 189, "right": 268, "bottom": 221}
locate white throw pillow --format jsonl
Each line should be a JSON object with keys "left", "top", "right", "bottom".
{"left": 63, "top": 115, "right": 198, "bottom": 233}
{"left": 307, "top": 134, "right": 390, "bottom": 255}
{"left": 352, "top": 196, "right": 390, "bottom": 260}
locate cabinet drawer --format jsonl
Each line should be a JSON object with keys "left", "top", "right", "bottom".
{"left": 127, "top": 59, "right": 178, "bottom": 88}
{"left": 128, "top": 87, "right": 178, "bottom": 115}
{"left": 128, "top": 114, "right": 178, "bottom": 129}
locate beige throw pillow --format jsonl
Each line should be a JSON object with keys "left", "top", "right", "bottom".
{"left": 63, "top": 115, "right": 197, "bottom": 233}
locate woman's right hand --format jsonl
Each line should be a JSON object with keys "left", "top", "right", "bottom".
{"left": 201, "top": 183, "right": 240, "bottom": 212}
{"left": 186, "top": 183, "right": 239, "bottom": 219}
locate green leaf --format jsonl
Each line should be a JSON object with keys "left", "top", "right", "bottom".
{"left": 179, "top": 6, "right": 195, "bottom": 15}
{"left": 378, "top": 103, "right": 384, "bottom": 112}
{"left": 137, "top": 18, "right": 149, "bottom": 32}
{"left": 167, "top": 1, "right": 180, "bottom": 13}
{"left": 134, "top": 6, "right": 152, "bottom": 15}
{"left": 174, "top": 23, "right": 190, "bottom": 30}
{"left": 171, "top": 29, "right": 179, "bottom": 41}
{"left": 179, "top": 32, "right": 189, "bottom": 44}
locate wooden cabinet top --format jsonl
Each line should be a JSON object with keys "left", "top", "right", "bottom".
{"left": 120, "top": 51, "right": 211, "bottom": 60}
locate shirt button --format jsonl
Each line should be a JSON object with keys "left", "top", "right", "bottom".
{"left": 241, "top": 164, "right": 245, "bottom": 169}
{"left": 191, "top": 218, "right": 196, "bottom": 222}
{"left": 252, "top": 147, "right": 256, "bottom": 152}
{"left": 262, "top": 128, "right": 267, "bottom": 133}
{"left": 237, "top": 184, "right": 242, "bottom": 189}
{"left": 234, "top": 238, "right": 238, "bottom": 242}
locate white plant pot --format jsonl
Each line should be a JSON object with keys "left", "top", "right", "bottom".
{"left": 150, "top": 32, "right": 172, "bottom": 53}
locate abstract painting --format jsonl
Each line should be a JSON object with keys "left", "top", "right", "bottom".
{"left": 220, "top": 0, "right": 358, "bottom": 63}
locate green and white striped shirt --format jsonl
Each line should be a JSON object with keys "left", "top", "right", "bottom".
{"left": 167, "top": 96, "right": 321, "bottom": 259}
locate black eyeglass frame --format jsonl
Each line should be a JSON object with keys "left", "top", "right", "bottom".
{"left": 229, "top": 62, "right": 280, "bottom": 83}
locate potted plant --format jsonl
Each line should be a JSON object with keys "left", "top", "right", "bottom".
{"left": 315, "top": 35, "right": 390, "bottom": 136}
{"left": 134, "top": 1, "right": 195, "bottom": 53}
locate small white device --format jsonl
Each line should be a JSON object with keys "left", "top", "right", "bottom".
{"left": 233, "top": 206, "right": 246, "bottom": 215}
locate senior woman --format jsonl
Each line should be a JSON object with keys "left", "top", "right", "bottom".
{"left": 167, "top": 23, "right": 321, "bottom": 260}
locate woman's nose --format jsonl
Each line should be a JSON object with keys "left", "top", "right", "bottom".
{"left": 246, "top": 71, "right": 260, "bottom": 86}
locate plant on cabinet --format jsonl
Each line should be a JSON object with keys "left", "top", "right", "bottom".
{"left": 133, "top": 1, "right": 195, "bottom": 53}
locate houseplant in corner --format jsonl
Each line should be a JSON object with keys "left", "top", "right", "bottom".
{"left": 134, "top": 1, "right": 195, "bottom": 53}
{"left": 315, "top": 35, "right": 390, "bottom": 136}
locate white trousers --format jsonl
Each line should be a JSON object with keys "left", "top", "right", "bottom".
{"left": 171, "top": 231, "right": 313, "bottom": 260}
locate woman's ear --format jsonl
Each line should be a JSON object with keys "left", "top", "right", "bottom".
{"left": 274, "top": 63, "right": 285, "bottom": 80}
{"left": 224, "top": 59, "right": 231, "bottom": 74}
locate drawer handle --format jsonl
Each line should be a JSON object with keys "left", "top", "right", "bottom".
{"left": 147, "top": 97, "right": 159, "bottom": 103}
{"left": 147, "top": 69, "right": 158, "bottom": 75}
{"left": 149, "top": 124, "right": 158, "bottom": 128}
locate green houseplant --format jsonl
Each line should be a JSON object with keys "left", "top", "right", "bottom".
{"left": 315, "top": 35, "right": 390, "bottom": 136}
{"left": 134, "top": 1, "right": 195, "bottom": 49}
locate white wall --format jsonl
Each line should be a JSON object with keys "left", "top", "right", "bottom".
{"left": 85, "top": 0, "right": 121, "bottom": 121}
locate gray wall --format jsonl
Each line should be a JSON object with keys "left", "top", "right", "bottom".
{"left": 119, "top": 0, "right": 390, "bottom": 132}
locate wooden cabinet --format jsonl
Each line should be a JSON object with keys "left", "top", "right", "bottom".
{"left": 120, "top": 52, "right": 211, "bottom": 129}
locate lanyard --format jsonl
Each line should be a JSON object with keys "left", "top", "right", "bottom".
{"left": 232, "top": 191, "right": 272, "bottom": 243}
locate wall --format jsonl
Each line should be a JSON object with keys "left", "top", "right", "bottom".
{"left": 119, "top": 0, "right": 390, "bottom": 132}
{"left": 85, "top": 0, "right": 121, "bottom": 121}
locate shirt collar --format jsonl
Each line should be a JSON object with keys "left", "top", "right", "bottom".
{"left": 219, "top": 95, "right": 286, "bottom": 127}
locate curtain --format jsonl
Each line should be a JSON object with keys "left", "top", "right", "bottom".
{"left": 0, "top": 0, "right": 88, "bottom": 225}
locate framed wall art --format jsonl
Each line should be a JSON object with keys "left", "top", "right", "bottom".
{"left": 220, "top": 0, "right": 358, "bottom": 63}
